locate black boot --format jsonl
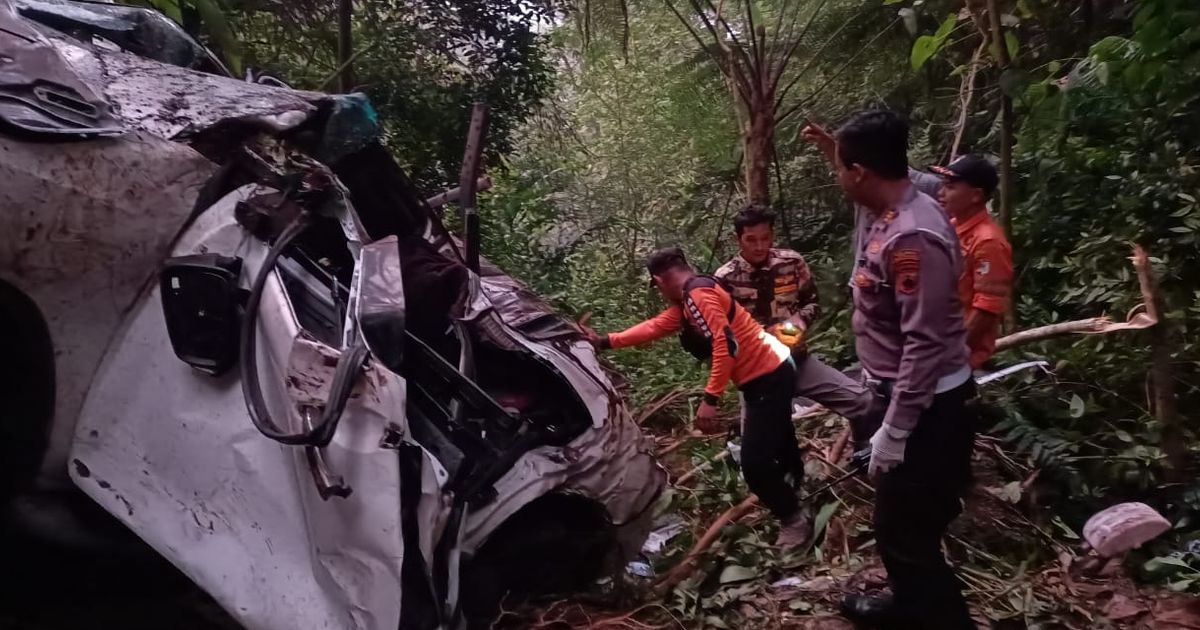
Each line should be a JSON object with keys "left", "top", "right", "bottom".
{"left": 840, "top": 592, "right": 897, "bottom": 628}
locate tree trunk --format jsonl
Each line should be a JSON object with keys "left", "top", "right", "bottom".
{"left": 743, "top": 89, "right": 775, "bottom": 207}
{"left": 987, "top": 0, "right": 1016, "bottom": 329}
{"left": 337, "top": 0, "right": 354, "bottom": 93}
{"left": 1132, "top": 247, "right": 1187, "bottom": 481}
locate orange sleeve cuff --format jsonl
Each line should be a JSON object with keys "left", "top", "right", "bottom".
{"left": 972, "top": 293, "right": 1006, "bottom": 314}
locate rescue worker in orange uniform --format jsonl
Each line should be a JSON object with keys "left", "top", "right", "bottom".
{"left": 826, "top": 110, "right": 977, "bottom": 629}
{"left": 931, "top": 155, "right": 1013, "bottom": 369}
{"left": 582, "top": 247, "right": 811, "bottom": 548}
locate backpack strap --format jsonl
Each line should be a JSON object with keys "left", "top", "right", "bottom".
{"left": 681, "top": 275, "right": 738, "bottom": 359}
{"left": 683, "top": 275, "right": 737, "bottom": 322}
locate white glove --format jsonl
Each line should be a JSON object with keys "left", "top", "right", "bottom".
{"left": 869, "top": 424, "right": 912, "bottom": 477}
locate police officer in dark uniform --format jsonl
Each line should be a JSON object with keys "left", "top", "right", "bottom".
{"left": 829, "top": 110, "right": 977, "bottom": 629}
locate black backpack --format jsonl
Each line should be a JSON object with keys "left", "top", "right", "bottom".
{"left": 678, "top": 276, "right": 739, "bottom": 362}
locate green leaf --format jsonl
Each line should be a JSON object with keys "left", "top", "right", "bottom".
{"left": 190, "top": 0, "right": 242, "bottom": 74}
{"left": 718, "top": 564, "right": 759, "bottom": 584}
{"left": 1167, "top": 578, "right": 1196, "bottom": 592}
{"left": 1005, "top": 31, "right": 1020, "bottom": 60}
{"left": 911, "top": 35, "right": 940, "bottom": 71}
{"left": 1144, "top": 555, "right": 1197, "bottom": 572}
{"left": 911, "top": 14, "right": 958, "bottom": 71}
{"left": 1069, "top": 394, "right": 1085, "bottom": 418}
{"left": 933, "top": 13, "right": 958, "bottom": 41}
{"left": 883, "top": 0, "right": 905, "bottom": 4}
{"left": 812, "top": 501, "right": 839, "bottom": 543}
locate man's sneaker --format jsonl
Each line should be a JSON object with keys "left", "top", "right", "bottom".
{"left": 776, "top": 507, "right": 813, "bottom": 549}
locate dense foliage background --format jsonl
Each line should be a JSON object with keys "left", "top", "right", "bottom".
{"left": 212, "top": 0, "right": 1200, "bottom": 611}
{"left": 473, "top": 0, "right": 1200, "bottom": 590}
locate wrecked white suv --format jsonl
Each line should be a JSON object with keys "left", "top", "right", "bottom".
{"left": 0, "top": 2, "right": 665, "bottom": 628}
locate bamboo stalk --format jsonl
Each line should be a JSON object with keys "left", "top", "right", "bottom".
{"left": 654, "top": 495, "right": 759, "bottom": 595}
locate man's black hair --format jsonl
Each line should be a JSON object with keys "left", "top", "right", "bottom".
{"left": 733, "top": 205, "right": 776, "bottom": 236}
{"left": 645, "top": 246, "right": 691, "bottom": 277}
{"left": 836, "top": 110, "right": 910, "bottom": 179}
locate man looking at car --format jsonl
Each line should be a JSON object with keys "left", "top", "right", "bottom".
{"left": 582, "top": 247, "right": 813, "bottom": 548}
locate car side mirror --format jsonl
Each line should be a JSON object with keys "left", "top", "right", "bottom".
{"left": 160, "top": 254, "right": 245, "bottom": 376}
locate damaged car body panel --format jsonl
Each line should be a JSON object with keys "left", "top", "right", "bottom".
{"left": 73, "top": 184, "right": 411, "bottom": 629}
{"left": 0, "top": 0, "right": 122, "bottom": 135}
{"left": 14, "top": 0, "right": 230, "bottom": 75}
{"left": 0, "top": 2, "right": 666, "bottom": 629}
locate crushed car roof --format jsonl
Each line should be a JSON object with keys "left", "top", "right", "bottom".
{"left": 0, "top": 0, "right": 340, "bottom": 140}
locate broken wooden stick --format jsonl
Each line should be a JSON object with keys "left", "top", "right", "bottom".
{"left": 1131, "top": 245, "right": 1186, "bottom": 478}
{"left": 827, "top": 427, "right": 851, "bottom": 469}
{"left": 655, "top": 434, "right": 720, "bottom": 458}
{"left": 425, "top": 176, "right": 493, "bottom": 210}
{"left": 675, "top": 449, "right": 729, "bottom": 486}
{"left": 654, "top": 495, "right": 759, "bottom": 595}
{"left": 994, "top": 245, "right": 1159, "bottom": 351}
{"left": 635, "top": 387, "right": 694, "bottom": 426}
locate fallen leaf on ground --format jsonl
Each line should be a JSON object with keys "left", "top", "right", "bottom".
{"left": 1103, "top": 593, "right": 1148, "bottom": 621}
{"left": 1151, "top": 596, "right": 1200, "bottom": 629}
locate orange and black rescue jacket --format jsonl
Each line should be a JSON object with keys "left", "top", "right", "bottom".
{"left": 605, "top": 276, "right": 790, "bottom": 403}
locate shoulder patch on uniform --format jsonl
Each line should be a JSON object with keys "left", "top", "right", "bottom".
{"left": 892, "top": 248, "right": 921, "bottom": 295}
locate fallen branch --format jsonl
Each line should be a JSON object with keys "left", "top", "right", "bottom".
{"left": 994, "top": 313, "right": 1154, "bottom": 352}
{"left": 654, "top": 495, "right": 760, "bottom": 595}
{"left": 655, "top": 434, "right": 720, "bottom": 458}
{"left": 994, "top": 244, "right": 1159, "bottom": 351}
{"left": 675, "top": 449, "right": 729, "bottom": 486}
{"left": 425, "top": 176, "right": 493, "bottom": 210}
{"left": 827, "top": 427, "right": 851, "bottom": 468}
{"left": 506, "top": 601, "right": 674, "bottom": 630}
{"left": 635, "top": 388, "right": 694, "bottom": 426}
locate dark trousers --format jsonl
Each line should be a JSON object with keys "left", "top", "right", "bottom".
{"left": 874, "top": 380, "right": 977, "bottom": 629}
{"left": 740, "top": 359, "right": 802, "bottom": 521}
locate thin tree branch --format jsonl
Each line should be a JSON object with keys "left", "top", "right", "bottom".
{"left": 770, "top": 0, "right": 832, "bottom": 88}
{"left": 743, "top": 0, "right": 764, "bottom": 85}
{"left": 950, "top": 41, "right": 987, "bottom": 160}
{"left": 776, "top": 17, "right": 900, "bottom": 125}
{"left": 674, "top": 0, "right": 753, "bottom": 101}
{"left": 666, "top": 0, "right": 716, "bottom": 56}
{"left": 694, "top": 0, "right": 755, "bottom": 75}
{"left": 770, "top": 0, "right": 799, "bottom": 63}
{"left": 774, "top": 0, "right": 858, "bottom": 108}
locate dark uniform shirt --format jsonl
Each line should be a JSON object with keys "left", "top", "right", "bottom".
{"left": 851, "top": 185, "right": 969, "bottom": 432}
{"left": 714, "top": 249, "right": 820, "bottom": 328}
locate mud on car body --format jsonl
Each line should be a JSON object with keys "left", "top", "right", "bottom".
{"left": 0, "top": 1, "right": 666, "bottom": 628}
